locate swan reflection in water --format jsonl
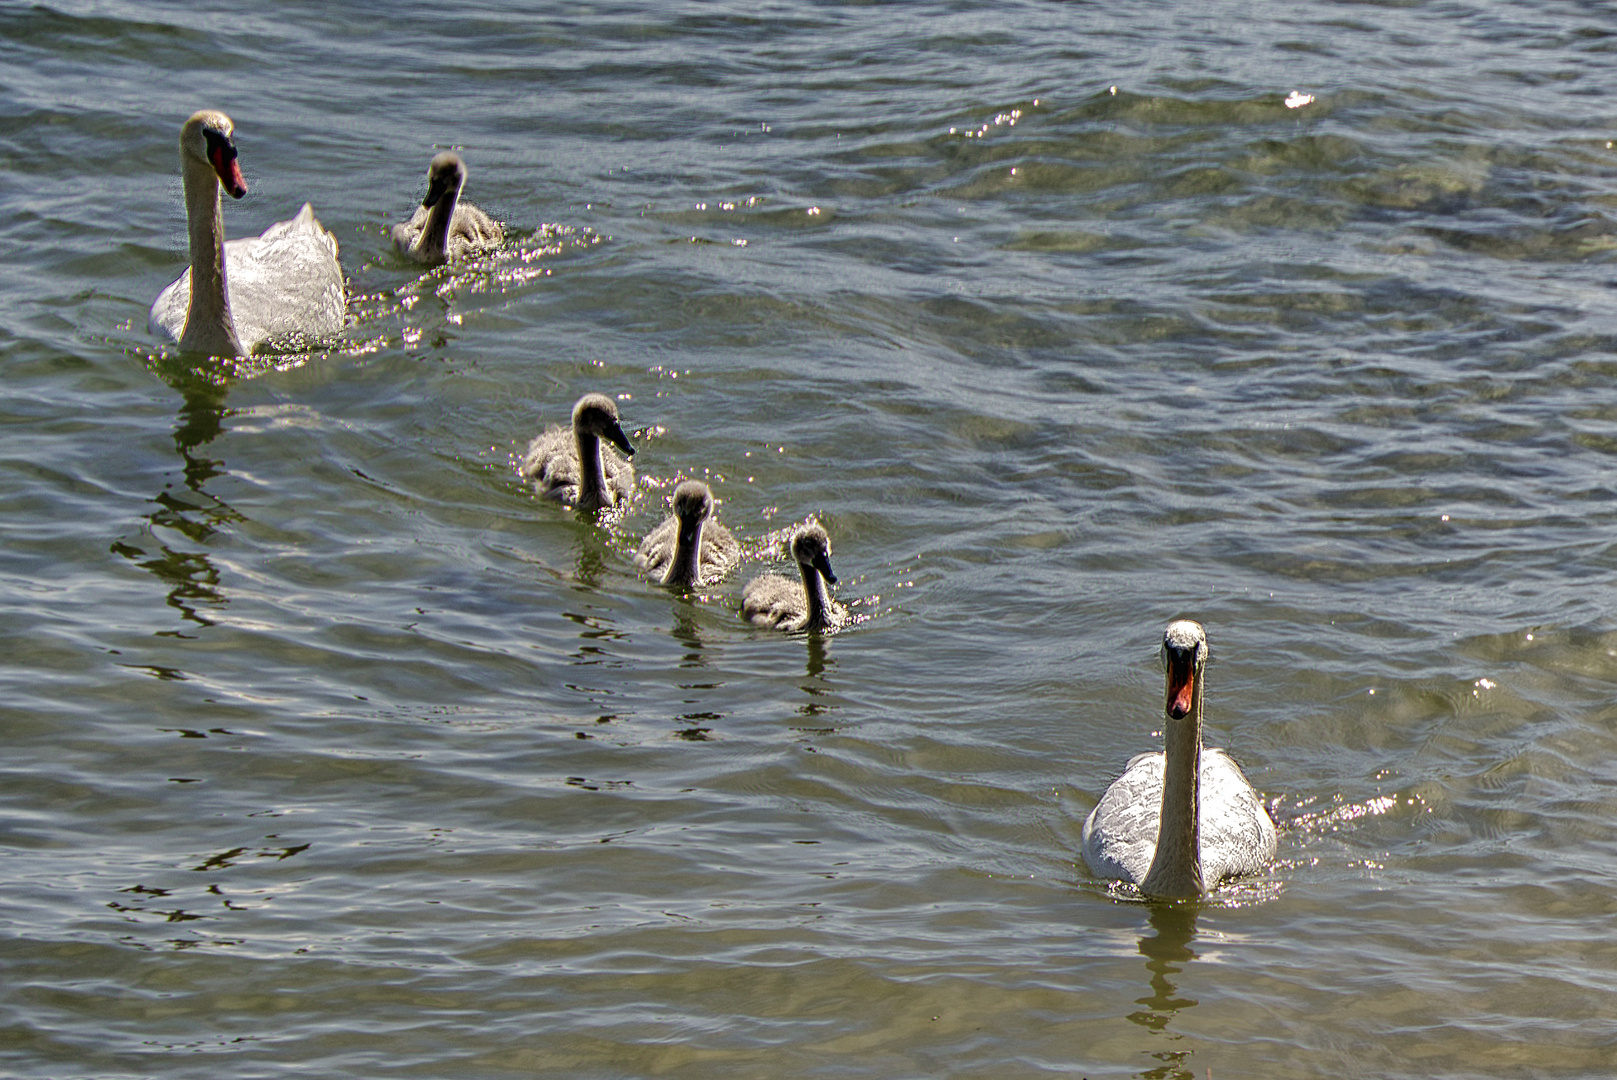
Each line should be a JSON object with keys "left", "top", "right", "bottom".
{"left": 116, "top": 358, "right": 242, "bottom": 631}
{"left": 668, "top": 600, "right": 711, "bottom": 671}
{"left": 1128, "top": 903, "right": 1201, "bottom": 1080}
{"left": 569, "top": 529, "right": 610, "bottom": 591}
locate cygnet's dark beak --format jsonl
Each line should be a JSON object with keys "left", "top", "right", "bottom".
{"left": 606, "top": 421, "right": 635, "bottom": 458}
{"left": 422, "top": 171, "right": 453, "bottom": 209}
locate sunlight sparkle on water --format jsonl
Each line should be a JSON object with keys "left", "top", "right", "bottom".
{"left": 1291, "top": 794, "right": 1406, "bottom": 835}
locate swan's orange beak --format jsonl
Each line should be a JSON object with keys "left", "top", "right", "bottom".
{"left": 211, "top": 146, "right": 247, "bottom": 200}
{"left": 1166, "top": 652, "right": 1196, "bottom": 719}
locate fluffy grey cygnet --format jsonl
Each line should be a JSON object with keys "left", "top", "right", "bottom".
{"left": 634, "top": 480, "right": 739, "bottom": 588}
{"left": 741, "top": 523, "right": 844, "bottom": 632}
{"left": 392, "top": 152, "right": 502, "bottom": 264}
{"left": 518, "top": 393, "right": 636, "bottom": 512}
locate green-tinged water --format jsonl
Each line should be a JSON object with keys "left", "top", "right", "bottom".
{"left": 5, "top": 1, "right": 1617, "bottom": 1076}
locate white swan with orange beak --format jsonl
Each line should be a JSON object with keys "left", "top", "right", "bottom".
{"left": 148, "top": 110, "right": 344, "bottom": 357}
{"left": 1082, "top": 620, "right": 1277, "bottom": 897}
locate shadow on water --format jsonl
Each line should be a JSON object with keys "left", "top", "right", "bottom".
{"left": 1128, "top": 903, "right": 1201, "bottom": 1080}
{"left": 111, "top": 355, "right": 242, "bottom": 635}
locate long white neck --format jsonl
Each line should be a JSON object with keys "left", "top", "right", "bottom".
{"left": 178, "top": 152, "right": 242, "bottom": 357}
{"left": 797, "top": 562, "right": 833, "bottom": 630}
{"left": 663, "top": 516, "right": 704, "bottom": 587}
{"left": 574, "top": 431, "right": 609, "bottom": 510}
{"left": 1140, "top": 673, "right": 1205, "bottom": 898}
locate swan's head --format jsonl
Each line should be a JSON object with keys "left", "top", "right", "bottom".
{"left": 571, "top": 393, "right": 635, "bottom": 458}
{"left": 670, "top": 480, "right": 715, "bottom": 525}
{"left": 422, "top": 152, "right": 467, "bottom": 210}
{"left": 1161, "top": 619, "right": 1208, "bottom": 720}
{"left": 791, "top": 523, "right": 837, "bottom": 585}
{"left": 180, "top": 110, "right": 247, "bottom": 200}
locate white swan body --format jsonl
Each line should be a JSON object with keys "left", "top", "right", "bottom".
{"left": 1082, "top": 620, "right": 1276, "bottom": 897}
{"left": 635, "top": 480, "right": 738, "bottom": 588}
{"left": 148, "top": 110, "right": 344, "bottom": 356}
{"left": 519, "top": 393, "right": 636, "bottom": 511}
{"left": 743, "top": 523, "right": 845, "bottom": 631}
{"left": 391, "top": 151, "right": 502, "bottom": 264}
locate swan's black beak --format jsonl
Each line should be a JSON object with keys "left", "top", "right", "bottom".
{"left": 204, "top": 129, "right": 246, "bottom": 199}
{"left": 813, "top": 552, "right": 837, "bottom": 586}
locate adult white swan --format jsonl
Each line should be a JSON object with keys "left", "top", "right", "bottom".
{"left": 392, "top": 152, "right": 502, "bottom": 264}
{"left": 1082, "top": 620, "right": 1277, "bottom": 897}
{"left": 148, "top": 110, "right": 345, "bottom": 357}
{"left": 742, "top": 523, "right": 844, "bottom": 632}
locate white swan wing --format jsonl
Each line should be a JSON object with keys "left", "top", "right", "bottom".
{"left": 1082, "top": 751, "right": 1164, "bottom": 885}
{"left": 148, "top": 204, "right": 343, "bottom": 352}
{"left": 147, "top": 274, "right": 189, "bottom": 342}
{"left": 1082, "top": 749, "right": 1276, "bottom": 888}
{"left": 148, "top": 241, "right": 273, "bottom": 342}
{"left": 1197, "top": 748, "right": 1278, "bottom": 884}
{"left": 225, "top": 204, "right": 344, "bottom": 349}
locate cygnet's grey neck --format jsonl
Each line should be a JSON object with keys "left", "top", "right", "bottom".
{"left": 796, "top": 559, "right": 834, "bottom": 630}
{"left": 662, "top": 512, "right": 706, "bottom": 587}
{"left": 573, "top": 429, "right": 609, "bottom": 510}
{"left": 419, "top": 170, "right": 464, "bottom": 258}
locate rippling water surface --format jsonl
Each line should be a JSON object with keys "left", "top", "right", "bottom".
{"left": 6, "top": 1, "right": 1617, "bottom": 1076}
